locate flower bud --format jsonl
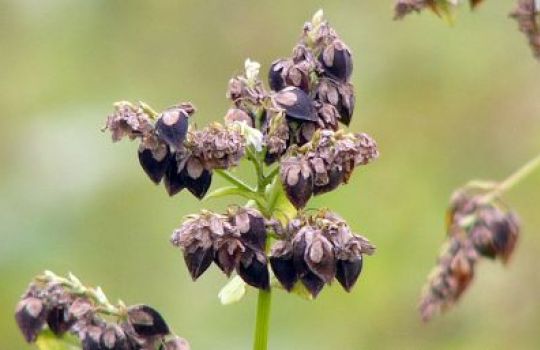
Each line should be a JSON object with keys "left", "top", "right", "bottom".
{"left": 100, "top": 324, "right": 129, "bottom": 350}
{"left": 316, "top": 78, "right": 355, "bottom": 126}
{"left": 127, "top": 305, "right": 170, "bottom": 338}
{"left": 319, "top": 39, "right": 353, "bottom": 82}
{"left": 155, "top": 106, "right": 191, "bottom": 150}
{"left": 280, "top": 156, "right": 314, "bottom": 209}
{"left": 15, "top": 297, "right": 47, "bottom": 343}
{"left": 273, "top": 87, "right": 317, "bottom": 122}
{"left": 105, "top": 102, "right": 154, "bottom": 142}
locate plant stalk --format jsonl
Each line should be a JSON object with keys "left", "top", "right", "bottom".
{"left": 253, "top": 289, "right": 272, "bottom": 350}
{"left": 481, "top": 153, "right": 540, "bottom": 203}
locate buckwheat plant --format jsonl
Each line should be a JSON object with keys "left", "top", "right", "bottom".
{"left": 394, "top": 0, "right": 540, "bottom": 60}
{"left": 103, "top": 10, "right": 378, "bottom": 350}
{"left": 15, "top": 271, "right": 189, "bottom": 350}
{"left": 419, "top": 154, "right": 540, "bottom": 321}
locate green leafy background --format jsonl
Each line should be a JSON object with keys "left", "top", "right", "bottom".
{"left": 1, "top": 1, "right": 539, "bottom": 349}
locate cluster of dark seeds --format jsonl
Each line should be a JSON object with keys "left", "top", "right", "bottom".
{"left": 270, "top": 210, "right": 375, "bottom": 297}
{"left": 280, "top": 130, "right": 378, "bottom": 208}
{"left": 510, "top": 0, "right": 540, "bottom": 59}
{"left": 15, "top": 272, "right": 189, "bottom": 350}
{"left": 394, "top": 0, "right": 485, "bottom": 20}
{"left": 105, "top": 102, "right": 247, "bottom": 199}
{"left": 170, "top": 207, "right": 272, "bottom": 290}
{"left": 419, "top": 189, "right": 520, "bottom": 321}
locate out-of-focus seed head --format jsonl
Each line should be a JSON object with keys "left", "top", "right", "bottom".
{"left": 393, "top": 0, "right": 432, "bottom": 20}
{"left": 280, "top": 156, "right": 314, "bottom": 209}
{"left": 273, "top": 87, "right": 317, "bottom": 123}
{"left": 15, "top": 297, "right": 47, "bottom": 343}
{"left": 269, "top": 241, "right": 298, "bottom": 291}
{"left": 138, "top": 138, "right": 171, "bottom": 185}
{"left": 127, "top": 305, "right": 170, "bottom": 338}
{"left": 155, "top": 106, "right": 191, "bottom": 150}
{"left": 237, "top": 249, "right": 270, "bottom": 290}
{"left": 510, "top": 0, "right": 540, "bottom": 60}
{"left": 105, "top": 102, "right": 154, "bottom": 142}
{"left": 419, "top": 237, "right": 478, "bottom": 322}
{"left": 319, "top": 39, "right": 353, "bottom": 82}
{"left": 316, "top": 78, "right": 355, "bottom": 126}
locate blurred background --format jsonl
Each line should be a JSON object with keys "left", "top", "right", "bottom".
{"left": 1, "top": 1, "right": 539, "bottom": 349}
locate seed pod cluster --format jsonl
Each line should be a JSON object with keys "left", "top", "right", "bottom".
{"left": 280, "top": 130, "right": 379, "bottom": 209}
{"left": 15, "top": 272, "right": 189, "bottom": 350}
{"left": 105, "top": 102, "right": 247, "bottom": 199}
{"left": 510, "top": 0, "right": 540, "bottom": 60}
{"left": 270, "top": 210, "right": 375, "bottom": 297}
{"left": 170, "top": 207, "right": 272, "bottom": 290}
{"left": 262, "top": 14, "right": 360, "bottom": 164}
{"left": 419, "top": 189, "right": 520, "bottom": 321}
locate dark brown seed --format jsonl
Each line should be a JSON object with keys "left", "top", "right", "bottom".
{"left": 164, "top": 155, "right": 187, "bottom": 196}
{"left": 127, "top": 305, "right": 170, "bottom": 337}
{"left": 46, "top": 306, "right": 73, "bottom": 336}
{"left": 300, "top": 272, "right": 325, "bottom": 298}
{"left": 156, "top": 108, "right": 189, "bottom": 150}
{"left": 237, "top": 250, "right": 270, "bottom": 290}
{"left": 213, "top": 240, "right": 244, "bottom": 277}
{"left": 281, "top": 158, "right": 314, "bottom": 209}
{"left": 268, "top": 59, "right": 287, "bottom": 92}
{"left": 270, "top": 255, "right": 298, "bottom": 291}
{"left": 335, "top": 257, "right": 363, "bottom": 292}
{"left": 319, "top": 39, "right": 353, "bottom": 82}
{"left": 186, "top": 169, "right": 212, "bottom": 199}
{"left": 15, "top": 297, "right": 46, "bottom": 343}
{"left": 138, "top": 145, "right": 170, "bottom": 184}
{"left": 184, "top": 247, "right": 214, "bottom": 281}
{"left": 274, "top": 87, "right": 317, "bottom": 122}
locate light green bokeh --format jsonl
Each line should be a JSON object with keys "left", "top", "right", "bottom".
{"left": 1, "top": 1, "right": 539, "bottom": 349}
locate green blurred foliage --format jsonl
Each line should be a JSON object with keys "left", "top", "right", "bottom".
{"left": 1, "top": 1, "right": 539, "bottom": 349}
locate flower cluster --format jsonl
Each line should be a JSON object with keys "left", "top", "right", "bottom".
{"left": 280, "top": 130, "right": 378, "bottom": 208}
{"left": 105, "top": 101, "right": 247, "bottom": 199}
{"left": 15, "top": 271, "right": 189, "bottom": 350}
{"left": 510, "top": 0, "right": 540, "bottom": 59}
{"left": 394, "top": 0, "right": 484, "bottom": 20}
{"left": 419, "top": 188, "right": 520, "bottom": 321}
{"left": 171, "top": 207, "right": 273, "bottom": 290}
{"left": 270, "top": 210, "right": 375, "bottom": 297}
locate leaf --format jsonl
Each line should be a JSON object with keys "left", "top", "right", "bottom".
{"left": 36, "top": 330, "right": 80, "bottom": 350}
{"left": 218, "top": 276, "right": 247, "bottom": 305}
{"left": 204, "top": 186, "right": 252, "bottom": 201}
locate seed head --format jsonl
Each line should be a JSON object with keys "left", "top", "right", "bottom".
{"left": 105, "top": 102, "right": 154, "bottom": 142}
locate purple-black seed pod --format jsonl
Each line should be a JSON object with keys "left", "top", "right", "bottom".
{"left": 155, "top": 108, "right": 189, "bottom": 150}
{"left": 46, "top": 305, "right": 74, "bottom": 336}
{"left": 274, "top": 87, "right": 317, "bottom": 122}
{"left": 237, "top": 250, "right": 270, "bottom": 290}
{"left": 138, "top": 143, "right": 170, "bottom": 184}
{"left": 15, "top": 297, "right": 47, "bottom": 343}
{"left": 268, "top": 59, "right": 287, "bottom": 91}
{"left": 335, "top": 257, "right": 363, "bottom": 292}
{"left": 127, "top": 305, "right": 170, "bottom": 338}
{"left": 184, "top": 247, "right": 214, "bottom": 281}
{"left": 318, "top": 39, "right": 353, "bottom": 82}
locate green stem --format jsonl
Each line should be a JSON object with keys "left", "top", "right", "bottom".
{"left": 253, "top": 289, "right": 272, "bottom": 350}
{"left": 481, "top": 153, "right": 540, "bottom": 203}
{"left": 215, "top": 169, "right": 256, "bottom": 193}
